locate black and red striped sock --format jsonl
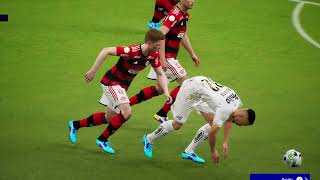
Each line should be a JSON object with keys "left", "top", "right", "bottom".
{"left": 98, "top": 113, "right": 127, "bottom": 142}
{"left": 156, "top": 86, "right": 180, "bottom": 117}
{"left": 129, "top": 86, "right": 159, "bottom": 106}
{"left": 73, "top": 112, "right": 107, "bottom": 130}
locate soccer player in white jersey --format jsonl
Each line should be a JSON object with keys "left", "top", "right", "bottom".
{"left": 142, "top": 76, "right": 256, "bottom": 163}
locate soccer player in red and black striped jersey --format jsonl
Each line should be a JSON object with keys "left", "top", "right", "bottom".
{"left": 130, "top": 0, "right": 201, "bottom": 123}
{"left": 68, "top": 29, "right": 172, "bottom": 154}
{"left": 147, "top": 0, "right": 179, "bottom": 30}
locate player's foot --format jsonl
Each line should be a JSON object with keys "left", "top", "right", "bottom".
{"left": 155, "top": 22, "right": 161, "bottom": 30}
{"left": 68, "top": 120, "right": 78, "bottom": 144}
{"left": 143, "top": 134, "right": 153, "bottom": 158}
{"left": 96, "top": 139, "right": 115, "bottom": 154}
{"left": 181, "top": 152, "right": 205, "bottom": 163}
{"left": 147, "top": 21, "right": 160, "bottom": 30}
{"left": 153, "top": 114, "right": 168, "bottom": 123}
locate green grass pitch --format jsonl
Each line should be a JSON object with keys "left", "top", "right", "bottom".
{"left": 1, "top": 0, "right": 319, "bottom": 179}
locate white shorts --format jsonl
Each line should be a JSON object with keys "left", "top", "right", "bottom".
{"left": 99, "top": 84, "right": 130, "bottom": 114}
{"left": 147, "top": 58, "right": 187, "bottom": 82}
{"left": 171, "top": 79, "right": 214, "bottom": 124}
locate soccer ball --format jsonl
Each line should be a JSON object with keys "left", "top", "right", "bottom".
{"left": 283, "top": 149, "right": 302, "bottom": 167}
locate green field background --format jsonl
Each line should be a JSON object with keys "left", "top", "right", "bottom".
{"left": 1, "top": 0, "right": 319, "bottom": 179}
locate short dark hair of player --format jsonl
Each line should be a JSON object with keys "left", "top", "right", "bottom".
{"left": 247, "top": 109, "right": 256, "bottom": 125}
{"left": 145, "top": 29, "right": 165, "bottom": 43}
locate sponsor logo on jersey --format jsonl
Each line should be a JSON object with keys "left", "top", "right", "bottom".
{"left": 226, "top": 93, "right": 239, "bottom": 104}
{"left": 177, "top": 32, "right": 185, "bottom": 38}
{"left": 128, "top": 69, "right": 138, "bottom": 75}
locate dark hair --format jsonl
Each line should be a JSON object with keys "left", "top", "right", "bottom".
{"left": 145, "top": 29, "right": 165, "bottom": 43}
{"left": 247, "top": 109, "right": 256, "bottom": 125}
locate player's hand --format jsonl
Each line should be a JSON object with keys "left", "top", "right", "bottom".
{"left": 165, "top": 94, "right": 173, "bottom": 104}
{"left": 211, "top": 149, "right": 220, "bottom": 163}
{"left": 161, "top": 61, "right": 169, "bottom": 72}
{"left": 191, "top": 54, "right": 201, "bottom": 67}
{"left": 223, "top": 143, "right": 228, "bottom": 160}
{"left": 84, "top": 69, "right": 96, "bottom": 83}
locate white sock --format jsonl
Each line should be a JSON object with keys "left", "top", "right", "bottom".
{"left": 147, "top": 120, "right": 175, "bottom": 143}
{"left": 185, "top": 123, "right": 211, "bottom": 154}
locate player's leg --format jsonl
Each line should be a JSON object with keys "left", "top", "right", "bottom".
{"left": 129, "top": 83, "right": 163, "bottom": 106}
{"left": 68, "top": 90, "right": 117, "bottom": 144}
{"left": 96, "top": 103, "right": 131, "bottom": 154}
{"left": 181, "top": 111, "right": 213, "bottom": 163}
{"left": 154, "top": 59, "right": 187, "bottom": 122}
{"left": 95, "top": 85, "right": 131, "bottom": 154}
{"left": 148, "top": 0, "right": 163, "bottom": 30}
{"left": 143, "top": 84, "right": 192, "bottom": 158}
{"left": 143, "top": 118, "right": 184, "bottom": 158}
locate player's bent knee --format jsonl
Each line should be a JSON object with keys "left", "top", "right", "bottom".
{"left": 122, "top": 109, "right": 132, "bottom": 120}
{"left": 119, "top": 104, "right": 132, "bottom": 120}
{"left": 172, "top": 120, "right": 183, "bottom": 130}
{"left": 177, "top": 76, "right": 187, "bottom": 85}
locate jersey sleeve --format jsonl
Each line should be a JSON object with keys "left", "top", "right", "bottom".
{"left": 151, "top": 55, "right": 161, "bottom": 68}
{"left": 163, "top": 12, "right": 179, "bottom": 29}
{"left": 212, "top": 108, "right": 232, "bottom": 127}
{"left": 116, "top": 46, "right": 131, "bottom": 57}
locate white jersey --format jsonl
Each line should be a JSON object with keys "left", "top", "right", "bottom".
{"left": 172, "top": 76, "right": 243, "bottom": 127}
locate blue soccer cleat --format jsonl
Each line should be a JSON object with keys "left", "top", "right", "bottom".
{"left": 143, "top": 134, "right": 153, "bottom": 158}
{"left": 155, "top": 22, "right": 161, "bottom": 30}
{"left": 68, "top": 120, "right": 78, "bottom": 144}
{"left": 181, "top": 152, "right": 205, "bottom": 163}
{"left": 147, "top": 21, "right": 161, "bottom": 30}
{"left": 96, "top": 139, "right": 115, "bottom": 154}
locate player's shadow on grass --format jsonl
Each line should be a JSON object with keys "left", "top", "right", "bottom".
{"left": 52, "top": 142, "right": 207, "bottom": 168}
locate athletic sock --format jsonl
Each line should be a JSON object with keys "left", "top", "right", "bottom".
{"left": 73, "top": 112, "right": 107, "bottom": 130}
{"left": 147, "top": 120, "right": 175, "bottom": 143}
{"left": 129, "top": 86, "right": 159, "bottom": 106}
{"left": 185, "top": 123, "right": 211, "bottom": 154}
{"left": 98, "top": 113, "right": 126, "bottom": 142}
{"left": 156, "top": 86, "right": 180, "bottom": 117}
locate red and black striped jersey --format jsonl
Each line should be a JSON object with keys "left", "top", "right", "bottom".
{"left": 101, "top": 44, "right": 161, "bottom": 90}
{"left": 163, "top": 6, "right": 189, "bottom": 59}
{"left": 153, "top": 0, "right": 178, "bottom": 22}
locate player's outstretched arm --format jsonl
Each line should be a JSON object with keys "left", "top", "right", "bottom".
{"left": 181, "top": 33, "right": 201, "bottom": 67}
{"left": 223, "top": 120, "right": 233, "bottom": 160}
{"left": 159, "top": 26, "right": 171, "bottom": 70}
{"left": 208, "top": 124, "right": 220, "bottom": 163}
{"left": 154, "top": 66, "right": 172, "bottom": 104}
{"left": 84, "top": 47, "right": 117, "bottom": 82}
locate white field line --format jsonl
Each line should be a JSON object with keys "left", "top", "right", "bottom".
{"left": 290, "top": 0, "right": 320, "bottom": 48}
